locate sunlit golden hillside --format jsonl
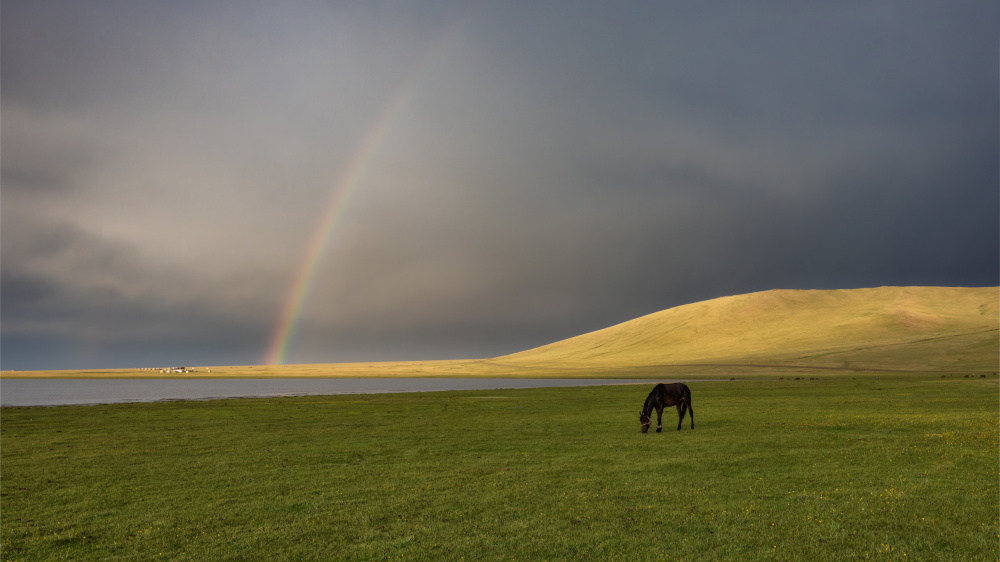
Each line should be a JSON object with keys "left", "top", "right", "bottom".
{"left": 495, "top": 287, "right": 998, "bottom": 374}
{"left": 8, "top": 287, "right": 996, "bottom": 379}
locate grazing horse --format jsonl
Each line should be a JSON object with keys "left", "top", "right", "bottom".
{"left": 639, "top": 383, "right": 694, "bottom": 433}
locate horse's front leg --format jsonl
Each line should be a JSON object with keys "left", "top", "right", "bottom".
{"left": 655, "top": 406, "right": 663, "bottom": 432}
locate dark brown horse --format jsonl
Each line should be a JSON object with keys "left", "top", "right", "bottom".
{"left": 639, "top": 383, "right": 694, "bottom": 433}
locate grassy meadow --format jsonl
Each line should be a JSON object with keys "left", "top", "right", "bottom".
{"left": 2, "top": 374, "right": 997, "bottom": 560}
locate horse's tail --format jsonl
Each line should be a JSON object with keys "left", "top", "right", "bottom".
{"left": 683, "top": 384, "right": 694, "bottom": 429}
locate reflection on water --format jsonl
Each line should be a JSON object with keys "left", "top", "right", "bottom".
{"left": 0, "top": 378, "right": 658, "bottom": 407}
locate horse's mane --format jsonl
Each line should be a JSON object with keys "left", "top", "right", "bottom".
{"left": 642, "top": 387, "right": 659, "bottom": 416}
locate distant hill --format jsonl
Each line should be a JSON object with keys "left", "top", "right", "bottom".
{"left": 495, "top": 287, "right": 999, "bottom": 374}
{"left": 10, "top": 286, "right": 996, "bottom": 379}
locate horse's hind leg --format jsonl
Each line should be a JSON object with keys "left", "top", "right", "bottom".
{"left": 676, "top": 403, "right": 686, "bottom": 431}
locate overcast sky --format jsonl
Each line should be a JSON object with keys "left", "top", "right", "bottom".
{"left": 3, "top": 1, "right": 997, "bottom": 370}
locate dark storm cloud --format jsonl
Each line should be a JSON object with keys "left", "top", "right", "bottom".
{"left": 2, "top": 1, "right": 997, "bottom": 369}
{"left": 1, "top": 208, "right": 274, "bottom": 369}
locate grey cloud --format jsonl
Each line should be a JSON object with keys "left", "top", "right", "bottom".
{"left": 2, "top": 1, "right": 996, "bottom": 369}
{"left": 1, "top": 166, "right": 76, "bottom": 193}
{"left": 1, "top": 208, "right": 276, "bottom": 360}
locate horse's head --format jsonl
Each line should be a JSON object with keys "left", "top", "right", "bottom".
{"left": 639, "top": 411, "right": 652, "bottom": 433}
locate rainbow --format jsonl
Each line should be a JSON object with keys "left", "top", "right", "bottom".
{"left": 263, "top": 27, "right": 459, "bottom": 365}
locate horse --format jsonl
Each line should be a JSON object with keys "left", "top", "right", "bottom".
{"left": 639, "top": 383, "right": 694, "bottom": 433}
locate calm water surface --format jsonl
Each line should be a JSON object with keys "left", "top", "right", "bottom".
{"left": 0, "top": 378, "right": 658, "bottom": 407}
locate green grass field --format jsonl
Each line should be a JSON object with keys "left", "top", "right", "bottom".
{"left": 2, "top": 374, "right": 997, "bottom": 560}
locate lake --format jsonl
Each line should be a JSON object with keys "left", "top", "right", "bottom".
{"left": 0, "top": 378, "right": 659, "bottom": 407}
